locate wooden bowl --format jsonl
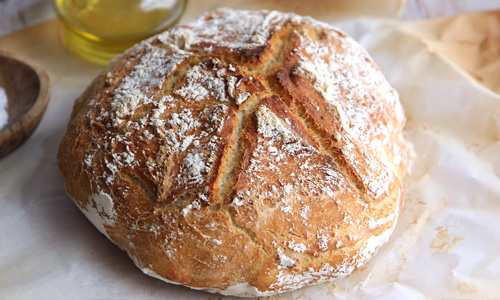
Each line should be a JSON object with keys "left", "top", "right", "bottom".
{"left": 0, "top": 51, "right": 50, "bottom": 158}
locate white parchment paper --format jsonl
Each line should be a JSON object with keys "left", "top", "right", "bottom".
{"left": 1, "top": 11, "right": 499, "bottom": 300}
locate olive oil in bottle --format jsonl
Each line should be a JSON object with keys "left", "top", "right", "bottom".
{"left": 53, "top": 0, "right": 186, "bottom": 66}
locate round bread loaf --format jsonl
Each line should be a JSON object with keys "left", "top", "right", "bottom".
{"left": 57, "top": 8, "right": 405, "bottom": 296}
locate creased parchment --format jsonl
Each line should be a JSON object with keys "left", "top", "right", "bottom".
{"left": 401, "top": 10, "right": 500, "bottom": 95}
{"left": 0, "top": 5, "right": 499, "bottom": 300}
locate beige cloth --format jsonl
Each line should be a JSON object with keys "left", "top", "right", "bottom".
{"left": 0, "top": 3, "right": 499, "bottom": 299}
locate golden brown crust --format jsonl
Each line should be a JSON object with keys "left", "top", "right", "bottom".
{"left": 57, "top": 8, "right": 405, "bottom": 296}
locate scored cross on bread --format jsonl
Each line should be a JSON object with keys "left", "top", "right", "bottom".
{"left": 58, "top": 8, "right": 405, "bottom": 296}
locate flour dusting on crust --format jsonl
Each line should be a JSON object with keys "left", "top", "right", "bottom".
{"left": 58, "top": 8, "right": 406, "bottom": 297}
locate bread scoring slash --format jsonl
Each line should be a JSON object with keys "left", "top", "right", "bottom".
{"left": 57, "top": 8, "right": 405, "bottom": 297}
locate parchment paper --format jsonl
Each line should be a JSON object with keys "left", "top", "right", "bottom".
{"left": 1, "top": 7, "right": 499, "bottom": 300}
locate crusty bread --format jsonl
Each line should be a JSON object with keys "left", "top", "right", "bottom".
{"left": 57, "top": 8, "right": 405, "bottom": 297}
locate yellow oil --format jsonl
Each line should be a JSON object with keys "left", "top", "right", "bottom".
{"left": 53, "top": 0, "right": 186, "bottom": 66}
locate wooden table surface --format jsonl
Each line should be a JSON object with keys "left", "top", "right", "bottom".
{"left": 0, "top": 0, "right": 499, "bottom": 37}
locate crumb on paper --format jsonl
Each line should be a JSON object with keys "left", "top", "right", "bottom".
{"left": 457, "top": 281, "right": 478, "bottom": 294}
{"left": 430, "top": 226, "right": 464, "bottom": 253}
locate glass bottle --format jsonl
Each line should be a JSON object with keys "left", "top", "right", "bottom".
{"left": 53, "top": 0, "right": 187, "bottom": 66}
